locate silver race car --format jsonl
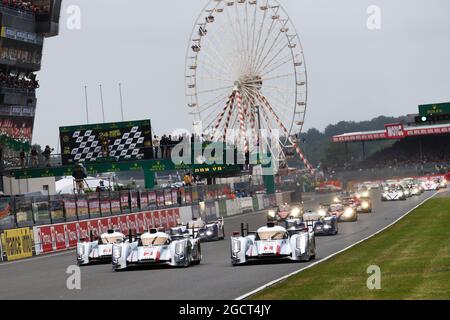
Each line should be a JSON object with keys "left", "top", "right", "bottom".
{"left": 77, "top": 230, "right": 126, "bottom": 266}
{"left": 304, "top": 209, "right": 339, "bottom": 236}
{"left": 187, "top": 217, "right": 225, "bottom": 242}
{"left": 112, "top": 229, "right": 202, "bottom": 271}
{"left": 230, "top": 222, "right": 316, "bottom": 266}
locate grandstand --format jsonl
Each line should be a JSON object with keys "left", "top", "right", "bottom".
{"left": 0, "top": 0, "right": 61, "bottom": 175}
{"left": 331, "top": 105, "right": 450, "bottom": 179}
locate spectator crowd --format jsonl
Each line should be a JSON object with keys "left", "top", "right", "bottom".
{"left": 0, "top": 72, "right": 39, "bottom": 90}
{"left": 1, "top": 0, "right": 49, "bottom": 14}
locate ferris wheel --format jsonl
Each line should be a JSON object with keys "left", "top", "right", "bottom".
{"left": 185, "top": 0, "right": 314, "bottom": 173}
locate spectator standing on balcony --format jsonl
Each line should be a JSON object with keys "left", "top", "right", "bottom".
{"left": 30, "top": 147, "right": 39, "bottom": 167}
{"left": 167, "top": 135, "right": 174, "bottom": 159}
{"left": 153, "top": 135, "right": 160, "bottom": 159}
{"left": 42, "top": 145, "right": 54, "bottom": 167}
{"left": 20, "top": 149, "right": 26, "bottom": 168}
{"left": 72, "top": 164, "right": 87, "bottom": 194}
{"left": 160, "top": 135, "right": 168, "bottom": 159}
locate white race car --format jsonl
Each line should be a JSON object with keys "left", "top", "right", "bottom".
{"left": 381, "top": 186, "right": 407, "bottom": 201}
{"left": 112, "top": 229, "right": 202, "bottom": 271}
{"left": 77, "top": 230, "right": 126, "bottom": 266}
{"left": 230, "top": 222, "right": 316, "bottom": 266}
{"left": 422, "top": 179, "right": 439, "bottom": 191}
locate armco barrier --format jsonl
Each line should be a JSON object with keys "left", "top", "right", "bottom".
{"left": 218, "top": 199, "right": 227, "bottom": 217}
{"left": 252, "top": 197, "right": 259, "bottom": 212}
{"left": 0, "top": 228, "right": 34, "bottom": 261}
{"left": 179, "top": 206, "right": 193, "bottom": 225}
{"left": 33, "top": 208, "right": 181, "bottom": 256}
{"left": 226, "top": 199, "right": 241, "bottom": 216}
{"left": 239, "top": 197, "right": 254, "bottom": 213}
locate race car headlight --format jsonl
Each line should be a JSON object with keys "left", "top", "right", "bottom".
{"left": 175, "top": 242, "right": 186, "bottom": 256}
{"left": 344, "top": 208, "right": 354, "bottom": 217}
{"left": 318, "top": 209, "right": 327, "bottom": 217}
{"left": 291, "top": 207, "right": 301, "bottom": 217}
{"left": 232, "top": 239, "right": 241, "bottom": 254}
{"left": 112, "top": 246, "right": 121, "bottom": 259}
{"left": 362, "top": 202, "right": 370, "bottom": 209}
{"left": 268, "top": 210, "right": 276, "bottom": 218}
{"left": 324, "top": 224, "right": 331, "bottom": 229}
{"left": 206, "top": 230, "right": 213, "bottom": 236}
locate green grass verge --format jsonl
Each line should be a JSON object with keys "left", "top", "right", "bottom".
{"left": 251, "top": 197, "right": 450, "bottom": 300}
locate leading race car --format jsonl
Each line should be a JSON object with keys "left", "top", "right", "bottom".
{"left": 186, "top": 217, "right": 225, "bottom": 242}
{"left": 230, "top": 222, "right": 316, "bottom": 266}
{"left": 303, "top": 208, "right": 339, "bottom": 236}
{"left": 268, "top": 203, "right": 304, "bottom": 222}
{"left": 112, "top": 229, "right": 202, "bottom": 271}
{"left": 381, "top": 185, "right": 407, "bottom": 201}
{"left": 77, "top": 230, "right": 126, "bottom": 266}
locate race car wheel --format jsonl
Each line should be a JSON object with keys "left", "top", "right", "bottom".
{"left": 193, "top": 245, "right": 202, "bottom": 265}
{"left": 184, "top": 252, "right": 192, "bottom": 268}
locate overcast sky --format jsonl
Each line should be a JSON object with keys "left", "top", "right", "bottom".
{"left": 34, "top": 0, "right": 450, "bottom": 149}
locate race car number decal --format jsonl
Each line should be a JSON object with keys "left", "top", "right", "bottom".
{"left": 143, "top": 247, "right": 158, "bottom": 260}
{"left": 262, "top": 242, "right": 277, "bottom": 254}
{"left": 100, "top": 247, "right": 112, "bottom": 255}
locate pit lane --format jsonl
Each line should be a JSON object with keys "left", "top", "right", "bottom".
{"left": 0, "top": 191, "right": 439, "bottom": 300}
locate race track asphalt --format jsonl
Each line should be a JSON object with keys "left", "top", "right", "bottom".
{"left": 0, "top": 190, "right": 440, "bottom": 300}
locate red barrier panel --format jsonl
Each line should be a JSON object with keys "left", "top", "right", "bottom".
{"left": 33, "top": 209, "right": 181, "bottom": 255}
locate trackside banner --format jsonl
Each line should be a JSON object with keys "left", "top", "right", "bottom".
{"left": 33, "top": 209, "right": 181, "bottom": 256}
{"left": 0, "top": 228, "right": 34, "bottom": 261}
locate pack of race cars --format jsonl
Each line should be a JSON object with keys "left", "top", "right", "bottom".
{"left": 76, "top": 177, "right": 446, "bottom": 270}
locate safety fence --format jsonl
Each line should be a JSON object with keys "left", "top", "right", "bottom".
{"left": 0, "top": 190, "right": 296, "bottom": 262}
{"left": 0, "top": 184, "right": 265, "bottom": 231}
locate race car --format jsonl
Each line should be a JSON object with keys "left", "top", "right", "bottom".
{"left": 327, "top": 203, "right": 345, "bottom": 219}
{"left": 267, "top": 203, "right": 304, "bottom": 222}
{"left": 303, "top": 209, "right": 339, "bottom": 236}
{"left": 338, "top": 202, "right": 358, "bottom": 222}
{"left": 403, "top": 178, "right": 424, "bottom": 196}
{"left": 77, "top": 230, "right": 126, "bottom": 266}
{"left": 438, "top": 178, "right": 448, "bottom": 189}
{"left": 230, "top": 222, "right": 316, "bottom": 266}
{"left": 421, "top": 179, "right": 439, "bottom": 191}
{"left": 355, "top": 187, "right": 371, "bottom": 199}
{"left": 186, "top": 217, "right": 225, "bottom": 242}
{"left": 356, "top": 197, "right": 373, "bottom": 213}
{"left": 381, "top": 185, "right": 407, "bottom": 201}
{"left": 112, "top": 229, "right": 202, "bottom": 270}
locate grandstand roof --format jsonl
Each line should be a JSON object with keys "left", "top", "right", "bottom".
{"left": 332, "top": 122, "right": 450, "bottom": 143}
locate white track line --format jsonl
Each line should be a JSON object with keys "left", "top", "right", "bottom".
{"left": 0, "top": 250, "right": 74, "bottom": 267}
{"left": 235, "top": 192, "right": 439, "bottom": 300}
